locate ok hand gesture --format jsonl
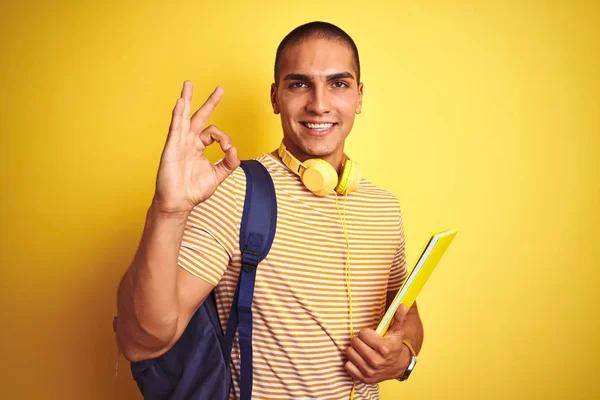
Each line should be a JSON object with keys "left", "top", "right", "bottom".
{"left": 153, "top": 81, "right": 240, "bottom": 214}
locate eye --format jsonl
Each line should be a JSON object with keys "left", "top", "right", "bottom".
{"left": 332, "top": 81, "right": 349, "bottom": 88}
{"left": 289, "top": 82, "right": 309, "bottom": 89}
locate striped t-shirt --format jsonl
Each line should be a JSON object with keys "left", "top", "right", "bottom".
{"left": 178, "top": 153, "right": 407, "bottom": 400}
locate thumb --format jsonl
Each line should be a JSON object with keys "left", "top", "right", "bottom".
{"left": 214, "top": 145, "right": 240, "bottom": 183}
{"left": 384, "top": 303, "right": 408, "bottom": 338}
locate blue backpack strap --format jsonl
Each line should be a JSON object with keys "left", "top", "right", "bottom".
{"left": 224, "top": 160, "right": 277, "bottom": 400}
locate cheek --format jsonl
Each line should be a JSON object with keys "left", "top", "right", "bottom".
{"left": 337, "top": 97, "right": 360, "bottom": 118}
{"left": 280, "top": 97, "right": 304, "bottom": 118}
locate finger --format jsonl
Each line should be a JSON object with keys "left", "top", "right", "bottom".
{"left": 181, "top": 80, "right": 193, "bottom": 137}
{"left": 344, "top": 361, "right": 368, "bottom": 384}
{"left": 189, "top": 86, "right": 224, "bottom": 135}
{"left": 346, "top": 342, "right": 376, "bottom": 377}
{"left": 198, "top": 125, "right": 240, "bottom": 182}
{"left": 214, "top": 145, "right": 240, "bottom": 184}
{"left": 350, "top": 334, "right": 385, "bottom": 369}
{"left": 167, "top": 97, "right": 185, "bottom": 143}
{"left": 198, "top": 125, "right": 233, "bottom": 151}
{"left": 181, "top": 80, "right": 193, "bottom": 117}
{"left": 384, "top": 304, "right": 408, "bottom": 338}
{"left": 394, "top": 303, "right": 408, "bottom": 324}
{"left": 359, "top": 328, "right": 398, "bottom": 358}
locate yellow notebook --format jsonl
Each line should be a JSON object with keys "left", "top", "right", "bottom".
{"left": 376, "top": 229, "right": 458, "bottom": 336}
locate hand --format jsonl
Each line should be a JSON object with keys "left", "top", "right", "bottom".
{"left": 153, "top": 81, "right": 240, "bottom": 214}
{"left": 344, "top": 304, "right": 411, "bottom": 384}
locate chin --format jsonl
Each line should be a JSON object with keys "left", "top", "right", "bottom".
{"left": 300, "top": 141, "right": 339, "bottom": 159}
{"left": 284, "top": 128, "right": 345, "bottom": 159}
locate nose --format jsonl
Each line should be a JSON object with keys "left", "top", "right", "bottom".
{"left": 306, "top": 84, "right": 331, "bottom": 114}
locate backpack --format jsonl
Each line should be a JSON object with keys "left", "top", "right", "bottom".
{"left": 129, "top": 160, "right": 277, "bottom": 400}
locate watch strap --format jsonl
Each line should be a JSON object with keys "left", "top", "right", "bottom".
{"left": 397, "top": 339, "right": 417, "bottom": 382}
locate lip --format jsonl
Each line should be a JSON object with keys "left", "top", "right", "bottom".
{"left": 299, "top": 121, "right": 337, "bottom": 137}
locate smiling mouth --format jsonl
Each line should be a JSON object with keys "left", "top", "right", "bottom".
{"left": 301, "top": 122, "right": 337, "bottom": 130}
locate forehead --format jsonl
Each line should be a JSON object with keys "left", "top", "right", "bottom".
{"left": 279, "top": 38, "right": 356, "bottom": 78}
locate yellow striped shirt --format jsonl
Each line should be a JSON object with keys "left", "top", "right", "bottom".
{"left": 179, "top": 153, "right": 407, "bottom": 400}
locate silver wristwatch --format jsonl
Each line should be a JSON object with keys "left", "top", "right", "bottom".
{"left": 397, "top": 340, "right": 417, "bottom": 381}
{"left": 397, "top": 354, "right": 417, "bottom": 381}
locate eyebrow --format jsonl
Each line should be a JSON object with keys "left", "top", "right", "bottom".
{"left": 283, "top": 72, "right": 355, "bottom": 82}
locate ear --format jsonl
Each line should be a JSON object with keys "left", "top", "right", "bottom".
{"left": 355, "top": 82, "right": 363, "bottom": 114}
{"left": 271, "top": 83, "right": 280, "bottom": 114}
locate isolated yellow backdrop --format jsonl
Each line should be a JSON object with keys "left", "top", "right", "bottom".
{"left": 1, "top": 1, "right": 598, "bottom": 399}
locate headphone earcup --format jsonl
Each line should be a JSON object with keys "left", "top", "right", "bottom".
{"left": 336, "top": 159, "right": 352, "bottom": 195}
{"left": 302, "top": 158, "right": 338, "bottom": 196}
{"left": 335, "top": 159, "right": 362, "bottom": 195}
{"left": 346, "top": 161, "right": 362, "bottom": 194}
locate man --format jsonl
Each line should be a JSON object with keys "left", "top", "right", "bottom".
{"left": 116, "top": 21, "right": 423, "bottom": 399}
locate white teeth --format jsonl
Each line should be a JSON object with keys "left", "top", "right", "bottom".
{"left": 305, "top": 122, "right": 334, "bottom": 130}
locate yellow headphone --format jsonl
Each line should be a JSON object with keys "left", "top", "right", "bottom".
{"left": 278, "top": 142, "right": 362, "bottom": 196}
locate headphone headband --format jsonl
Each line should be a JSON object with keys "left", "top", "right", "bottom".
{"left": 278, "top": 142, "right": 306, "bottom": 177}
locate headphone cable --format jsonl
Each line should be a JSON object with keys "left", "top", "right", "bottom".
{"left": 335, "top": 191, "right": 355, "bottom": 399}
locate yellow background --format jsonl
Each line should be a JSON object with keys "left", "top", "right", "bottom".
{"left": 1, "top": 0, "right": 598, "bottom": 399}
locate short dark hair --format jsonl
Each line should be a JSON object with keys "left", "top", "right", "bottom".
{"left": 274, "top": 21, "right": 361, "bottom": 84}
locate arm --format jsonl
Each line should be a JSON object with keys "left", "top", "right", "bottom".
{"left": 115, "top": 81, "right": 240, "bottom": 362}
{"left": 115, "top": 205, "right": 214, "bottom": 361}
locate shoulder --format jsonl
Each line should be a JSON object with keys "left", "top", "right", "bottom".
{"left": 218, "top": 154, "right": 282, "bottom": 184}
{"left": 351, "top": 175, "right": 404, "bottom": 229}
{"left": 355, "top": 177, "right": 401, "bottom": 208}
{"left": 185, "top": 154, "right": 283, "bottom": 227}
{"left": 353, "top": 178, "right": 405, "bottom": 238}
{"left": 253, "top": 153, "right": 288, "bottom": 177}
{"left": 211, "top": 153, "right": 286, "bottom": 198}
